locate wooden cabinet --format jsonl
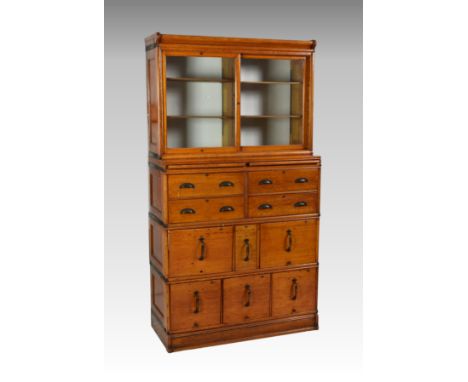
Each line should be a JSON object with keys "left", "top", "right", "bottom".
{"left": 146, "top": 33, "right": 320, "bottom": 352}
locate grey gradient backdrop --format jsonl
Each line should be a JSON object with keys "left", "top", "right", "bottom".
{"left": 105, "top": 0, "right": 362, "bottom": 379}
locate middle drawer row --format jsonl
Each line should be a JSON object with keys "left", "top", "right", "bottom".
{"left": 168, "top": 192, "right": 319, "bottom": 224}
{"left": 150, "top": 219, "right": 319, "bottom": 278}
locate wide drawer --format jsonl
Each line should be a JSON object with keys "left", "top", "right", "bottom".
{"left": 170, "top": 279, "right": 221, "bottom": 332}
{"left": 260, "top": 220, "right": 318, "bottom": 269}
{"left": 168, "top": 196, "right": 244, "bottom": 223}
{"left": 272, "top": 268, "right": 317, "bottom": 318}
{"left": 168, "top": 173, "right": 244, "bottom": 199}
{"left": 168, "top": 227, "right": 233, "bottom": 277}
{"left": 223, "top": 274, "right": 270, "bottom": 325}
{"left": 248, "top": 167, "right": 319, "bottom": 194}
{"left": 248, "top": 192, "right": 318, "bottom": 218}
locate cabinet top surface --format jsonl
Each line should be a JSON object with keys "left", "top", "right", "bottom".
{"left": 145, "top": 33, "right": 316, "bottom": 52}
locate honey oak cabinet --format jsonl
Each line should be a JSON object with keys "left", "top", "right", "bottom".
{"left": 146, "top": 33, "right": 320, "bottom": 352}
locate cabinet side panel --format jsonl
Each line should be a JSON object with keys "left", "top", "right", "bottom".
{"left": 149, "top": 167, "right": 166, "bottom": 221}
{"left": 149, "top": 219, "right": 167, "bottom": 274}
{"left": 146, "top": 48, "right": 162, "bottom": 155}
{"left": 151, "top": 269, "right": 169, "bottom": 329}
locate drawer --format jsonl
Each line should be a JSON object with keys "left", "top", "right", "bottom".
{"left": 168, "top": 227, "right": 233, "bottom": 277}
{"left": 223, "top": 274, "right": 270, "bottom": 325}
{"left": 260, "top": 220, "right": 318, "bottom": 269}
{"left": 234, "top": 225, "right": 258, "bottom": 271}
{"left": 272, "top": 269, "right": 317, "bottom": 317}
{"left": 170, "top": 279, "right": 221, "bottom": 332}
{"left": 248, "top": 192, "right": 318, "bottom": 218}
{"left": 168, "top": 196, "right": 244, "bottom": 224}
{"left": 168, "top": 173, "right": 244, "bottom": 199}
{"left": 248, "top": 167, "right": 319, "bottom": 194}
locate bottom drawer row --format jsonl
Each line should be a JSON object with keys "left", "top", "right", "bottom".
{"left": 152, "top": 268, "right": 317, "bottom": 333}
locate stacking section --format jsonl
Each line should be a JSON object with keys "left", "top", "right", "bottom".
{"left": 145, "top": 33, "right": 320, "bottom": 352}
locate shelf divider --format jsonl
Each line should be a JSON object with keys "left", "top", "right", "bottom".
{"left": 166, "top": 77, "right": 233, "bottom": 83}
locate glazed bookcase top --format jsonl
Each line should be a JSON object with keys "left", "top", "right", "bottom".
{"left": 145, "top": 33, "right": 317, "bottom": 164}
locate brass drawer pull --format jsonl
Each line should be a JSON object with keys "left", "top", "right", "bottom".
{"left": 295, "top": 177, "right": 309, "bottom": 183}
{"left": 179, "top": 182, "right": 195, "bottom": 189}
{"left": 259, "top": 179, "right": 273, "bottom": 185}
{"left": 286, "top": 229, "right": 292, "bottom": 252}
{"left": 198, "top": 236, "right": 205, "bottom": 260}
{"left": 290, "top": 279, "right": 298, "bottom": 300}
{"left": 219, "top": 180, "right": 234, "bottom": 187}
{"left": 243, "top": 238, "right": 250, "bottom": 261}
{"left": 258, "top": 203, "right": 272, "bottom": 210}
{"left": 193, "top": 291, "right": 200, "bottom": 313}
{"left": 219, "top": 206, "right": 235, "bottom": 212}
{"left": 180, "top": 208, "right": 196, "bottom": 214}
{"left": 244, "top": 284, "right": 252, "bottom": 307}
{"left": 294, "top": 201, "right": 307, "bottom": 208}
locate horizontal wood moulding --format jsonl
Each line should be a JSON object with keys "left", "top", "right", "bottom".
{"left": 145, "top": 33, "right": 316, "bottom": 52}
{"left": 151, "top": 261, "right": 318, "bottom": 284}
{"left": 149, "top": 153, "right": 320, "bottom": 166}
{"left": 150, "top": 157, "right": 321, "bottom": 171}
{"left": 152, "top": 311, "right": 317, "bottom": 352}
{"left": 149, "top": 212, "right": 320, "bottom": 230}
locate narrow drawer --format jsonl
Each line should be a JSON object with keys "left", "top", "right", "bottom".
{"left": 248, "top": 192, "right": 318, "bottom": 218}
{"left": 168, "top": 227, "right": 233, "bottom": 277}
{"left": 234, "top": 225, "right": 257, "bottom": 271}
{"left": 260, "top": 220, "right": 318, "bottom": 269}
{"left": 248, "top": 167, "right": 319, "bottom": 195}
{"left": 223, "top": 274, "right": 270, "bottom": 325}
{"left": 168, "top": 173, "right": 244, "bottom": 199}
{"left": 170, "top": 280, "right": 221, "bottom": 332}
{"left": 272, "top": 268, "right": 317, "bottom": 318}
{"left": 168, "top": 196, "right": 244, "bottom": 224}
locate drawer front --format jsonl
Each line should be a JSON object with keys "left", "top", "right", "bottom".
{"left": 234, "top": 225, "right": 258, "bottom": 271}
{"left": 272, "top": 269, "right": 317, "bottom": 317}
{"left": 248, "top": 192, "right": 318, "bottom": 218}
{"left": 168, "top": 196, "right": 244, "bottom": 223}
{"left": 223, "top": 274, "right": 270, "bottom": 325}
{"left": 168, "top": 227, "right": 233, "bottom": 277}
{"left": 168, "top": 173, "right": 244, "bottom": 199}
{"left": 260, "top": 220, "right": 318, "bottom": 268}
{"left": 170, "top": 280, "right": 221, "bottom": 332}
{"left": 248, "top": 167, "right": 319, "bottom": 194}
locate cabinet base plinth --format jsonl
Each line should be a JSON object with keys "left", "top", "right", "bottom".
{"left": 151, "top": 313, "right": 318, "bottom": 352}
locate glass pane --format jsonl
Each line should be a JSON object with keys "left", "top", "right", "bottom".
{"left": 166, "top": 56, "right": 235, "bottom": 148}
{"left": 241, "top": 58, "right": 304, "bottom": 146}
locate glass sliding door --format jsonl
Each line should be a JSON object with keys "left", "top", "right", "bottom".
{"left": 165, "top": 56, "right": 235, "bottom": 148}
{"left": 240, "top": 58, "right": 304, "bottom": 147}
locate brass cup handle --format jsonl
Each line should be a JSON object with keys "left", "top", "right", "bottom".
{"left": 290, "top": 279, "right": 298, "bottom": 300}
{"left": 243, "top": 238, "right": 250, "bottom": 262}
{"left": 219, "top": 206, "right": 235, "bottom": 212}
{"left": 285, "top": 229, "right": 292, "bottom": 252}
{"left": 244, "top": 284, "right": 252, "bottom": 307}
{"left": 258, "top": 203, "right": 272, "bottom": 210}
{"left": 295, "top": 177, "right": 309, "bottom": 184}
{"left": 219, "top": 181, "right": 234, "bottom": 187}
{"left": 179, "top": 182, "right": 195, "bottom": 189}
{"left": 259, "top": 179, "right": 273, "bottom": 185}
{"left": 180, "top": 208, "right": 196, "bottom": 214}
{"left": 198, "top": 236, "right": 205, "bottom": 260}
{"left": 294, "top": 201, "right": 308, "bottom": 208}
{"left": 193, "top": 291, "right": 200, "bottom": 313}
